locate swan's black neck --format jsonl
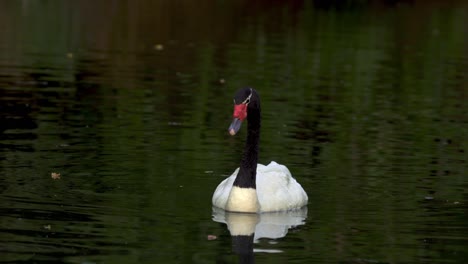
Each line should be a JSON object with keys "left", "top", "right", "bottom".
{"left": 233, "top": 107, "right": 260, "bottom": 189}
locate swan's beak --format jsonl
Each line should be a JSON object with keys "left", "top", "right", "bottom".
{"left": 229, "top": 104, "right": 247, "bottom": 136}
{"left": 229, "top": 118, "right": 242, "bottom": 135}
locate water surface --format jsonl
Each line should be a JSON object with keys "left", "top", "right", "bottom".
{"left": 1, "top": 1, "right": 467, "bottom": 263}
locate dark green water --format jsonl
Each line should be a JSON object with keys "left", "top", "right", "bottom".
{"left": 1, "top": 1, "right": 467, "bottom": 263}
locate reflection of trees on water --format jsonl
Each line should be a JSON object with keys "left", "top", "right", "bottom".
{"left": 0, "top": 1, "right": 466, "bottom": 262}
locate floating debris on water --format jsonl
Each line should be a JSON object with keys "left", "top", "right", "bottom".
{"left": 154, "top": 44, "right": 164, "bottom": 51}
{"left": 51, "top": 172, "right": 61, "bottom": 180}
{"left": 207, "top": 235, "right": 217, "bottom": 240}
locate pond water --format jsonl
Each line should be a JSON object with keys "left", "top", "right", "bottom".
{"left": 1, "top": 1, "right": 467, "bottom": 263}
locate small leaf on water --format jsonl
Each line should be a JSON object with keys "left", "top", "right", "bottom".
{"left": 154, "top": 44, "right": 164, "bottom": 51}
{"left": 207, "top": 235, "right": 217, "bottom": 240}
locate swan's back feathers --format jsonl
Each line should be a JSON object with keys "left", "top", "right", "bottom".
{"left": 256, "top": 162, "right": 308, "bottom": 212}
{"left": 212, "top": 162, "right": 308, "bottom": 212}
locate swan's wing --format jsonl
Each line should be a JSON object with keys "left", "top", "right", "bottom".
{"left": 256, "top": 162, "right": 308, "bottom": 212}
{"left": 212, "top": 168, "right": 239, "bottom": 209}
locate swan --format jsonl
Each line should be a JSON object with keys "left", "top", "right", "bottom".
{"left": 212, "top": 88, "right": 308, "bottom": 213}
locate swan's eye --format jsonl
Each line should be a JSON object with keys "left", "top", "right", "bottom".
{"left": 242, "top": 91, "right": 253, "bottom": 105}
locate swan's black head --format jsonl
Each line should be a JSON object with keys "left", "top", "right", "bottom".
{"left": 229, "top": 88, "right": 260, "bottom": 136}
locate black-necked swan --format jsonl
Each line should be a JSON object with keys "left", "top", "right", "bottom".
{"left": 212, "top": 88, "right": 308, "bottom": 213}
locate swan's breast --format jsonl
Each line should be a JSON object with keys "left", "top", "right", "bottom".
{"left": 225, "top": 186, "right": 259, "bottom": 213}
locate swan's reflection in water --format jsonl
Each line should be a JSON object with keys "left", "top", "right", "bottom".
{"left": 212, "top": 207, "right": 307, "bottom": 263}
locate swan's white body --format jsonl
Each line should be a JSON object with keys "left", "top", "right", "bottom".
{"left": 212, "top": 161, "right": 308, "bottom": 213}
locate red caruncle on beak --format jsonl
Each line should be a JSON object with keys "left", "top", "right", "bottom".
{"left": 233, "top": 103, "right": 248, "bottom": 121}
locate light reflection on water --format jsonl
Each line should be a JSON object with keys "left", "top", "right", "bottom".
{"left": 212, "top": 208, "right": 308, "bottom": 262}
{"left": 1, "top": 1, "right": 467, "bottom": 264}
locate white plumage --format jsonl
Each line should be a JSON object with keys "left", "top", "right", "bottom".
{"left": 212, "top": 161, "right": 308, "bottom": 212}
